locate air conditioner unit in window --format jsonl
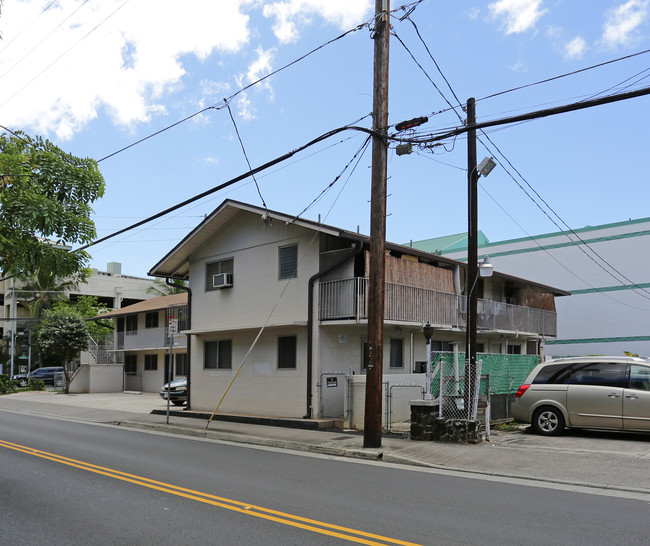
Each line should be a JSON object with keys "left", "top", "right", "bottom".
{"left": 213, "top": 273, "right": 233, "bottom": 288}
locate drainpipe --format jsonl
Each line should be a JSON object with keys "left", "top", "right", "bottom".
{"left": 167, "top": 278, "right": 192, "bottom": 410}
{"left": 305, "top": 243, "right": 363, "bottom": 419}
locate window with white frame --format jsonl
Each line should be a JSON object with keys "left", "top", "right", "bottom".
{"left": 204, "top": 340, "right": 232, "bottom": 369}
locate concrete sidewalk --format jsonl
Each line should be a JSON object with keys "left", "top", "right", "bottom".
{"left": 2, "top": 391, "right": 649, "bottom": 496}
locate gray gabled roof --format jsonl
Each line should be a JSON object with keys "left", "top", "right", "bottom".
{"left": 148, "top": 199, "right": 570, "bottom": 297}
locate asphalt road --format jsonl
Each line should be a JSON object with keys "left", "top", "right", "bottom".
{"left": 2, "top": 410, "right": 649, "bottom": 545}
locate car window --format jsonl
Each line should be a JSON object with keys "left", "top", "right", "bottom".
{"left": 567, "top": 362, "right": 628, "bottom": 388}
{"left": 532, "top": 363, "right": 573, "bottom": 384}
{"left": 629, "top": 365, "right": 650, "bottom": 391}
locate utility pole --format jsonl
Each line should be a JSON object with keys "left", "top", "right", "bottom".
{"left": 464, "top": 97, "right": 478, "bottom": 418}
{"left": 363, "top": 0, "right": 390, "bottom": 449}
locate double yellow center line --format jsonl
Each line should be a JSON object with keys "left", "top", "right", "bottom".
{"left": 1, "top": 439, "right": 421, "bottom": 545}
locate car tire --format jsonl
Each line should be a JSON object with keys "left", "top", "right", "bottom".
{"left": 171, "top": 400, "right": 185, "bottom": 406}
{"left": 55, "top": 378, "right": 64, "bottom": 388}
{"left": 532, "top": 406, "right": 565, "bottom": 436}
{"left": 19, "top": 378, "right": 28, "bottom": 387}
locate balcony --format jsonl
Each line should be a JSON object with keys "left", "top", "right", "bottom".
{"left": 319, "top": 278, "right": 557, "bottom": 337}
{"left": 116, "top": 327, "right": 188, "bottom": 350}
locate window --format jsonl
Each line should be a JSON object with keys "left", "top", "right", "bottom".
{"left": 126, "top": 315, "right": 138, "bottom": 334}
{"left": 507, "top": 345, "right": 521, "bottom": 355}
{"left": 206, "top": 258, "right": 234, "bottom": 291}
{"left": 144, "top": 354, "right": 158, "bottom": 371}
{"left": 278, "top": 335, "right": 297, "bottom": 369}
{"left": 431, "top": 341, "right": 454, "bottom": 352}
{"left": 204, "top": 340, "right": 232, "bottom": 369}
{"left": 390, "top": 338, "right": 403, "bottom": 368}
{"left": 532, "top": 363, "right": 573, "bottom": 385}
{"left": 145, "top": 312, "right": 159, "bottom": 329}
{"left": 567, "top": 362, "right": 628, "bottom": 388}
{"left": 629, "top": 364, "right": 650, "bottom": 391}
{"left": 279, "top": 244, "right": 298, "bottom": 279}
{"left": 124, "top": 355, "right": 137, "bottom": 375}
{"left": 175, "top": 353, "right": 188, "bottom": 376}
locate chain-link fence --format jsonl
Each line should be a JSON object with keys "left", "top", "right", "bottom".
{"left": 387, "top": 384, "right": 425, "bottom": 434}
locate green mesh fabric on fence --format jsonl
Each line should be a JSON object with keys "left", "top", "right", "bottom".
{"left": 430, "top": 352, "right": 540, "bottom": 396}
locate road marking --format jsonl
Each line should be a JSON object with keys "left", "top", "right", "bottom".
{"left": 0, "top": 439, "right": 421, "bottom": 546}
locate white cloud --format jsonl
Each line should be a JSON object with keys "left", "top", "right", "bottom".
{"left": 564, "top": 36, "right": 587, "bottom": 60}
{"left": 0, "top": 0, "right": 253, "bottom": 140}
{"left": 489, "top": 0, "right": 548, "bottom": 34}
{"left": 263, "top": 0, "right": 372, "bottom": 44}
{"left": 602, "top": 0, "right": 649, "bottom": 48}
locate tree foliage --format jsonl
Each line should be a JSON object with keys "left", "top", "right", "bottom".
{"left": 0, "top": 131, "right": 105, "bottom": 278}
{"left": 39, "top": 306, "right": 90, "bottom": 394}
{"left": 51, "top": 295, "right": 112, "bottom": 341}
{"left": 146, "top": 277, "right": 188, "bottom": 296}
{"left": 16, "top": 268, "right": 81, "bottom": 318}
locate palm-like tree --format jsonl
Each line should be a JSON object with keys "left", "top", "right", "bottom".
{"left": 146, "top": 278, "right": 188, "bottom": 297}
{"left": 17, "top": 269, "right": 77, "bottom": 318}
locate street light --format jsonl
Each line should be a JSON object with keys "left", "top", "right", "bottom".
{"left": 423, "top": 322, "right": 434, "bottom": 400}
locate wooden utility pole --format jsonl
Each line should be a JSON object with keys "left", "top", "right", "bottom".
{"left": 363, "top": 0, "right": 390, "bottom": 448}
{"left": 464, "top": 97, "right": 478, "bottom": 417}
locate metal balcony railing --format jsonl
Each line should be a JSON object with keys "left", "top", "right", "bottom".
{"left": 318, "top": 278, "right": 557, "bottom": 337}
{"left": 115, "top": 327, "right": 188, "bottom": 350}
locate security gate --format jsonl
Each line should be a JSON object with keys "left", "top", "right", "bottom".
{"left": 387, "top": 384, "right": 425, "bottom": 434}
{"left": 318, "top": 372, "right": 350, "bottom": 418}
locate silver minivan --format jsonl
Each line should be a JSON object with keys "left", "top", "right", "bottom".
{"left": 511, "top": 356, "right": 650, "bottom": 435}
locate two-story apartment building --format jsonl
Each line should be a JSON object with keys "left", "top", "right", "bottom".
{"left": 81, "top": 293, "right": 189, "bottom": 394}
{"left": 147, "top": 200, "right": 568, "bottom": 419}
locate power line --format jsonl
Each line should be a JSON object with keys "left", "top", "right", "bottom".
{"left": 478, "top": 48, "right": 650, "bottom": 103}
{"left": 224, "top": 98, "right": 267, "bottom": 210}
{"left": 0, "top": 0, "right": 131, "bottom": 111}
{"left": 97, "top": 17, "right": 372, "bottom": 164}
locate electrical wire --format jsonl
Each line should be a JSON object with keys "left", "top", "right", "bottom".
{"left": 0, "top": 0, "right": 58, "bottom": 56}
{"left": 477, "top": 48, "right": 650, "bottom": 103}
{"left": 224, "top": 98, "right": 267, "bottom": 210}
{"left": 0, "top": 0, "right": 91, "bottom": 83}
{"left": 478, "top": 182, "right": 650, "bottom": 312}
{"left": 290, "top": 135, "right": 371, "bottom": 221}
{"left": 0, "top": 0, "right": 131, "bottom": 111}
{"left": 97, "top": 18, "right": 372, "bottom": 164}
{"left": 391, "top": 15, "right": 650, "bottom": 303}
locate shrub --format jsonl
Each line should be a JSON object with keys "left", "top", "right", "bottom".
{"left": 0, "top": 374, "right": 18, "bottom": 394}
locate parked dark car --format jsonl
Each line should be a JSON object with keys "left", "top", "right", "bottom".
{"left": 12, "top": 367, "right": 65, "bottom": 388}
{"left": 159, "top": 378, "right": 187, "bottom": 405}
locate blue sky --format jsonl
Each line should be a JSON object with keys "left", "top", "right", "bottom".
{"left": 1, "top": 0, "right": 649, "bottom": 278}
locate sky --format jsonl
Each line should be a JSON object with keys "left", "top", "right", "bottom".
{"left": 1, "top": 0, "right": 649, "bottom": 279}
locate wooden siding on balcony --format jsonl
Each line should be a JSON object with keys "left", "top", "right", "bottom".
{"left": 319, "top": 278, "right": 557, "bottom": 337}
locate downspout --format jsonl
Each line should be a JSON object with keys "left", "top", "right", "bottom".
{"left": 305, "top": 243, "right": 363, "bottom": 419}
{"left": 167, "top": 278, "right": 192, "bottom": 410}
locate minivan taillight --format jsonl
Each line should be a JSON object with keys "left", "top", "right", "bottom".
{"left": 515, "top": 384, "right": 530, "bottom": 398}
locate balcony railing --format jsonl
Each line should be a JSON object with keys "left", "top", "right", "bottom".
{"left": 116, "top": 327, "right": 188, "bottom": 350}
{"left": 319, "top": 278, "right": 557, "bottom": 337}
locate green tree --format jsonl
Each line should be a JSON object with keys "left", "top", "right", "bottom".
{"left": 16, "top": 268, "right": 81, "bottom": 318}
{"left": 146, "top": 278, "right": 188, "bottom": 296}
{"left": 52, "top": 295, "right": 112, "bottom": 342}
{"left": 39, "top": 307, "right": 90, "bottom": 394}
{"left": 0, "top": 131, "right": 105, "bottom": 279}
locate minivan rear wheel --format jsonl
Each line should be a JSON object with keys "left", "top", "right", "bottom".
{"left": 532, "top": 406, "right": 565, "bottom": 436}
